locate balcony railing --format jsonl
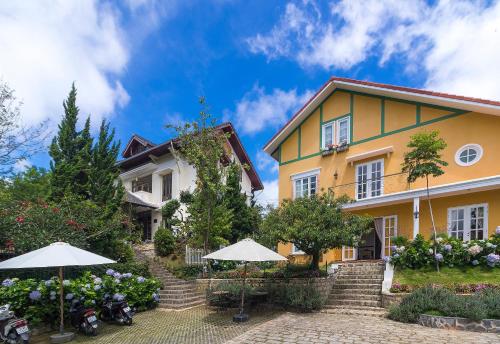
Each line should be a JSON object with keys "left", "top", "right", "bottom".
{"left": 327, "top": 172, "right": 410, "bottom": 201}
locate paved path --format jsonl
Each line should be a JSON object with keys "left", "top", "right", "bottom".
{"left": 33, "top": 307, "right": 280, "bottom": 344}
{"left": 226, "top": 312, "right": 500, "bottom": 344}
{"left": 33, "top": 307, "right": 499, "bottom": 343}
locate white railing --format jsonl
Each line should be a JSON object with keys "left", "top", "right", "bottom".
{"left": 185, "top": 246, "right": 207, "bottom": 265}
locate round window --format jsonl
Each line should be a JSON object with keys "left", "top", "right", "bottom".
{"left": 455, "top": 144, "right": 483, "bottom": 166}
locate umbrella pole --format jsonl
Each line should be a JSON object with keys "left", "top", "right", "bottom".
{"left": 240, "top": 262, "right": 247, "bottom": 314}
{"left": 59, "top": 266, "right": 64, "bottom": 335}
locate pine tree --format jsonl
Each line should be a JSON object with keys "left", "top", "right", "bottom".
{"left": 88, "top": 120, "right": 124, "bottom": 215}
{"left": 49, "top": 84, "right": 92, "bottom": 200}
{"left": 225, "top": 162, "right": 260, "bottom": 243}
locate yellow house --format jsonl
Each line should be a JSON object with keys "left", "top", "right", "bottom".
{"left": 263, "top": 77, "right": 500, "bottom": 264}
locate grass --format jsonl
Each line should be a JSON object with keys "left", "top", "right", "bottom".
{"left": 394, "top": 265, "right": 500, "bottom": 287}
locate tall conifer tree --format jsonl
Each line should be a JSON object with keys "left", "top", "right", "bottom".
{"left": 89, "top": 120, "right": 124, "bottom": 214}
{"left": 49, "top": 84, "right": 93, "bottom": 200}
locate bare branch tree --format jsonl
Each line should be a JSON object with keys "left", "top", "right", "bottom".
{"left": 0, "top": 81, "right": 50, "bottom": 175}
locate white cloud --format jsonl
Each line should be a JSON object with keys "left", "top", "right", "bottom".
{"left": 227, "top": 83, "right": 313, "bottom": 135}
{"left": 254, "top": 179, "right": 279, "bottom": 208}
{"left": 0, "top": 1, "right": 131, "bottom": 129}
{"left": 13, "top": 159, "right": 31, "bottom": 173}
{"left": 256, "top": 151, "right": 278, "bottom": 174}
{"left": 247, "top": 0, "right": 500, "bottom": 100}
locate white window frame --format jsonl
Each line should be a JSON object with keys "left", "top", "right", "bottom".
{"left": 382, "top": 215, "right": 398, "bottom": 257}
{"left": 342, "top": 246, "right": 357, "bottom": 261}
{"left": 455, "top": 144, "right": 483, "bottom": 167}
{"left": 447, "top": 203, "right": 488, "bottom": 241}
{"left": 321, "top": 122, "right": 334, "bottom": 149}
{"left": 321, "top": 116, "right": 351, "bottom": 149}
{"left": 336, "top": 116, "right": 350, "bottom": 145}
{"left": 291, "top": 169, "right": 320, "bottom": 199}
{"left": 355, "top": 159, "right": 384, "bottom": 200}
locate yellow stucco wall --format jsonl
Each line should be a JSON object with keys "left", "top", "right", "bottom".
{"left": 280, "top": 129, "right": 298, "bottom": 162}
{"left": 352, "top": 95, "right": 381, "bottom": 141}
{"left": 384, "top": 100, "right": 416, "bottom": 133}
{"left": 323, "top": 91, "right": 350, "bottom": 122}
{"left": 300, "top": 109, "right": 320, "bottom": 157}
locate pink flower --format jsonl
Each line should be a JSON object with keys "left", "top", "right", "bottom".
{"left": 15, "top": 216, "right": 24, "bottom": 224}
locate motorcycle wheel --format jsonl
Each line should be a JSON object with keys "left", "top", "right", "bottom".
{"left": 125, "top": 317, "right": 133, "bottom": 326}
{"left": 7, "top": 331, "right": 29, "bottom": 344}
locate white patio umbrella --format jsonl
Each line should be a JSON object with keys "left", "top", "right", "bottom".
{"left": 203, "top": 238, "right": 286, "bottom": 322}
{"left": 0, "top": 242, "right": 116, "bottom": 343}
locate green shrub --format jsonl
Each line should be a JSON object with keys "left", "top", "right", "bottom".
{"left": 0, "top": 270, "right": 160, "bottom": 326}
{"left": 389, "top": 233, "right": 499, "bottom": 269}
{"left": 389, "top": 286, "right": 500, "bottom": 323}
{"left": 154, "top": 227, "right": 175, "bottom": 257}
{"left": 170, "top": 265, "right": 203, "bottom": 280}
{"left": 268, "top": 283, "right": 324, "bottom": 312}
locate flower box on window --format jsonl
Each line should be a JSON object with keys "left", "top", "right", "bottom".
{"left": 321, "top": 142, "right": 349, "bottom": 157}
{"left": 336, "top": 141, "right": 349, "bottom": 153}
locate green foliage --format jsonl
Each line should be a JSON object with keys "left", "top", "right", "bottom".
{"left": 154, "top": 227, "right": 176, "bottom": 257}
{"left": 0, "top": 197, "right": 135, "bottom": 261}
{"left": 49, "top": 84, "right": 93, "bottom": 201}
{"left": 389, "top": 234, "right": 499, "bottom": 269}
{"left": 259, "top": 193, "right": 372, "bottom": 270}
{"left": 167, "top": 99, "right": 232, "bottom": 252}
{"left": 168, "top": 265, "right": 203, "bottom": 280}
{"left": 0, "top": 167, "right": 50, "bottom": 203}
{"left": 49, "top": 84, "right": 124, "bottom": 216}
{"left": 224, "top": 162, "right": 261, "bottom": 243}
{"left": 88, "top": 120, "right": 124, "bottom": 215}
{"left": 161, "top": 199, "right": 182, "bottom": 230}
{"left": 402, "top": 131, "right": 448, "bottom": 183}
{"left": 267, "top": 283, "right": 325, "bottom": 312}
{"left": 0, "top": 271, "right": 160, "bottom": 326}
{"left": 388, "top": 286, "right": 500, "bottom": 323}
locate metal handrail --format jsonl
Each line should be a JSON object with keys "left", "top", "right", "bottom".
{"left": 327, "top": 171, "right": 409, "bottom": 193}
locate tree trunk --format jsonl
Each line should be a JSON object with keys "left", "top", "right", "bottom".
{"left": 426, "top": 175, "right": 439, "bottom": 272}
{"left": 310, "top": 252, "right": 320, "bottom": 271}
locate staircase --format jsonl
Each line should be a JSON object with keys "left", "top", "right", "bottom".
{"left": 135, "top": 248, "right": 205, "bottom": 310}
{"left": 323, "top": 261, "right": 387, "bottom": 317}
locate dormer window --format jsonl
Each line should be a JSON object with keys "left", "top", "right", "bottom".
{"left": 321, "top": 116, "right": 351, "bottom": 149}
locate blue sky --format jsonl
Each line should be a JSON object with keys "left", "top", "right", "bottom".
{"left": 1, "top": 0, "right": 500, "bottom": 205}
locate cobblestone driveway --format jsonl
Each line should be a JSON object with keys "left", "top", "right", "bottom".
{"left": 33, "top": 307, "right": 280, "bottom": 344}
{"left": 226, "top": 312, "right": 500, "bottom": 344}
{"left": 33, "top": 308, "right": 499, "bottom": 343}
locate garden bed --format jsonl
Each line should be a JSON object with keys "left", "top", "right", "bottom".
{"left": 419, "top": 314, "right": 500, "bottom": 333}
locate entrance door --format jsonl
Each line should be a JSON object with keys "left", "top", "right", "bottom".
{"left": 448, "top": 204, "right": 488, "bottom": 241}
{"left": 138, "top": 212, "right": 152, "bottom": 241}
{"left": 342, "top": 246, "right": 357, "bottom": 261}
{"left": 383, "top": 215, "right": 397, "bottom": 257}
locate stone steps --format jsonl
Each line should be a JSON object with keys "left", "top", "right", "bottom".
{"left": 322, "top": 306, "right": 387, "bottom": 318}
{"left": 328, "top": 293, "right": 381, "bottom": 301}
{"left": 326, "top": 261, "right": 385, "bottom": 316}
{"left": 327, "top": 299, "right": 382, "bottom": 307}
{"left": 134, "top": 247, "right": 206, "bottom": 310}
{"left": 329, "top": 288, "right": 381, "bottom": 295}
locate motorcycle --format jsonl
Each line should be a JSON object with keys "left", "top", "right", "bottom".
{"left": 0, "top": 304, "right": 30, "bottom": 344}
{"left": 99, "top": 295, "right": 133, "bottom": 326}
{"left": 69, "top": 299, "right": 99, "bottom": 336}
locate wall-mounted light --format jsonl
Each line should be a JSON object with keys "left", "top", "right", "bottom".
{"left": 413, "top": 206, "right": 419, "bottom": 219}
{"left": 333, "top": 170, "right": 338, "bottom": 180}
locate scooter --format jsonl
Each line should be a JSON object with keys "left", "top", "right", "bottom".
{"left": 99, "top": 295, "right": 133, "bottom": 326}
{"left": 69, "top": 299, "right": 99, "bottom": 336}
{"left": 0, "top": 304, "right": 30, "bottom": 344}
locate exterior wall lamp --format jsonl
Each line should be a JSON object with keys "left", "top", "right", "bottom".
{"left": 414, "top": 206, "right": 419, "bottom": 219}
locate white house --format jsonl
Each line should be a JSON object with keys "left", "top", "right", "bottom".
{"left": 117, "top": 122, "right": 263, "bottom": 241}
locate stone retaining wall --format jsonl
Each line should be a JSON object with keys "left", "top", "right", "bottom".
{"left": 419, "top": 314, "right": 500, "bottom": 333}
{"left": 196, "top": 277, "right": 335, "bottom": 300}
{"left": 381, "top": 292, "right": 407, "bottom": 308}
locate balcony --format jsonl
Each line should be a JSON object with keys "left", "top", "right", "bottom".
{"left": 328, "top": 172, "right": 410, "bottom": 203}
